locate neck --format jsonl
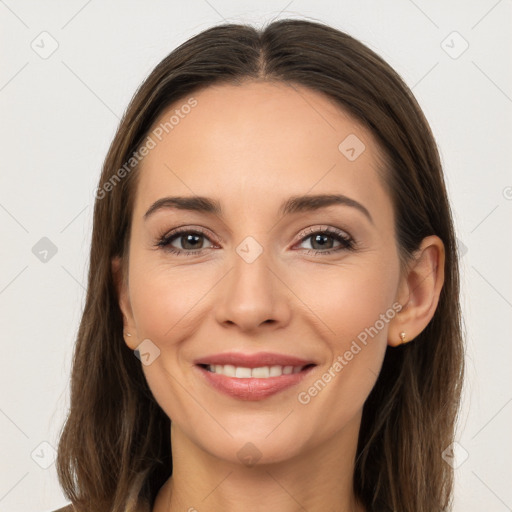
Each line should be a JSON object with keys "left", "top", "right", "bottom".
{"left": 153, "top": 410, "right": 366, "bottom": 512}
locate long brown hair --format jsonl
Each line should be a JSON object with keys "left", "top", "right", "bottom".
{"left": 56, "top": 18, "right": 465, "bottom": 512}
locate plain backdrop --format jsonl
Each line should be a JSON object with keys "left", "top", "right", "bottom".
{"left": 0, "top": 1, "right": 511, "bottom": 511}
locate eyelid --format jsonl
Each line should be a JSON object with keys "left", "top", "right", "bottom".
{"left": 158, "top": 225, "right": 222, "bottom": 245}
{"left": 294, "top": 224, "right": 351, "bottom": 242}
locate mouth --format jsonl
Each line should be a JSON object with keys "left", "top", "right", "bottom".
{"left": 193, "top": 352, "right": 317, "bottom": 401}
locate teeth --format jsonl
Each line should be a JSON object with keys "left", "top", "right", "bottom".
{"left": 235, "top": 367, "right": 252, "bottom": 378}
{"left": 269, "top": 365, "right": 282, "bottom": 377}
{"left": 205, "top": 364, "right": 305, "bottom": 378}
{"left": 222, "top": 364, "right": 235, "bottom": 377}
{"left": 252, "top": 366, "right": 270, "bottom": 378}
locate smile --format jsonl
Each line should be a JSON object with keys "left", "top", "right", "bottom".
{"left": 194, "top": 352, "right": 317, "bottom": 400}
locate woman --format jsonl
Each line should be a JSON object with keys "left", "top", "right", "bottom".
{"left": 54, "top": 18, "right": 465, "bottom": 512}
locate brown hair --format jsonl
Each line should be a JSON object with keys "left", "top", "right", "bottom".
{"left": 56, "top": 18, "right": 465, "bottom": 512}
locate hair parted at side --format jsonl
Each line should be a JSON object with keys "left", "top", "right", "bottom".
{"left": 56, "top": 18, "right": 465, "bottom": 512}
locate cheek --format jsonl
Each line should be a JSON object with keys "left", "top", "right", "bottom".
{"left": 291, "top": 255, "right": 398, "bottom": 412}
{"left": 129, "top": 259, "right": 213, "bottom": 340}
{"left": 127, "top": 262, "right": 204, "bottom": 423}
{"left": 292, "top": 255, "right": 399, "bottom": 345}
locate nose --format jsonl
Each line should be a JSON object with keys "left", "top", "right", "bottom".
{"left": 214, "top": 245, "right": 292, "bottom": 333}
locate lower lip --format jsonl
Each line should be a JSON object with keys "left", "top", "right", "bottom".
{"left": 195, "top": 365, "right": 315, "bottom": 401}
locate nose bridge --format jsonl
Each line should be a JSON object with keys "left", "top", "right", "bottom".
{"left": 214, "top": 233, "right": 290, "bottom": 331}
{"left": 233, "top": 234, "right": 272, "bottom": 292}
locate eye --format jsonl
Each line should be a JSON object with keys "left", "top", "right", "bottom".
{"left": 295, "top": 226, "right": 355, "bottom": 255}
{"left": 155, "top": 225, "right": 356, "bottom": 256}
{"left": 156, "top": 227, "right": 215, "bottom": 256}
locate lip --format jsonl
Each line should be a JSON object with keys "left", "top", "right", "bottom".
{"left": 193, "top": 351, "right": 317, "bottom": 401}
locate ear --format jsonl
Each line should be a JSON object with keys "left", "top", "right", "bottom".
{"left": 112, "top": 256, "right": 138, "bottom": 350}
{"left": 388, "top": 235, "right": 445, "bottom": 347}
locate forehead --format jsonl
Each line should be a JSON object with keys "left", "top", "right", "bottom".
{"left": 133, "top": 81, "right": 391, "bottom": 223}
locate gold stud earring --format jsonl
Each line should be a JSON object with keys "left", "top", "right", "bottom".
{"left": 399, "top": 332, "right": 406, "bottom": 344}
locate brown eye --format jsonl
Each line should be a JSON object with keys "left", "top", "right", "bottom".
{"left": 157, "top": 229, "right": 215, "bottom": 255}
{"left": 296, "top": 228, "right": 355, "bottom": 254}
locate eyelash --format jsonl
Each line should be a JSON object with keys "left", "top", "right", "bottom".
{"left": 155, "top": 225, "right": 356, "bottom": 257}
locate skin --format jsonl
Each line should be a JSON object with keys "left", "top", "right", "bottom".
{"left": 112, "top": 81, "right": 445, "bottom": 512}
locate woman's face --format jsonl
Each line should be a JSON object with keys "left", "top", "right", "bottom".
{"left": 116, "top": 81, "right": 405, "bottom": 465}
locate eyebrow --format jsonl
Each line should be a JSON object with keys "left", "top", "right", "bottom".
{"left": 144, "top": 193, "right": 373, "bottom": 225}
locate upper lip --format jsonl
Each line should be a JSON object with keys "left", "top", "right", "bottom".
{"left": 194, "top": 352, "right": 316, "bottom": 368}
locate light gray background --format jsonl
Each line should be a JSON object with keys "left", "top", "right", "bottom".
{"left": 1, "top": 1, "right": 511, "bottom": 511}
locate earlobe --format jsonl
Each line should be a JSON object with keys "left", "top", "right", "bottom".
{"left": 388, "top": 235, "right": 445, "bottom": 347}
{"left": 123, "top": 331, "right": 137, "bottom": 350}
{"left": 111, "top": 256, "right": 138, "bottom": 350}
